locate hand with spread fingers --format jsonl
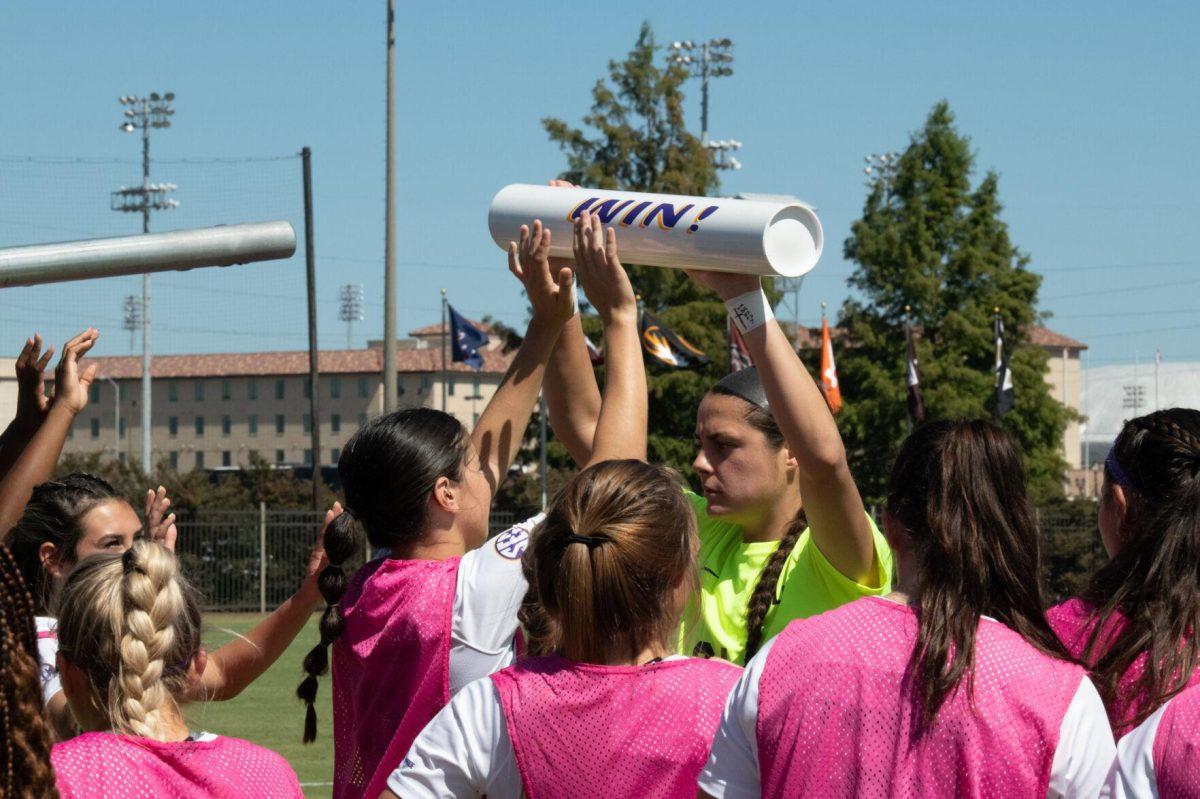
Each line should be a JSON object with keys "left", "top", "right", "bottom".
{"left": 145, "top": 485, "right": 178, "bottom": 551}
{"left": 49, "top": 328, "right": 100, "bottom": 416}
{"left": 508, "top": 219, "right": 576, "bottom": 330}
{"left": 573, "top": 211, "right": 638, "bottom": 326}
{"left": 14, "top": 334, "right": 55, "bottom": 428}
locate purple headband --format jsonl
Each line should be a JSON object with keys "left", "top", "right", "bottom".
{"left": 1105, "top": 446, "right": 1142, "bottom": 494}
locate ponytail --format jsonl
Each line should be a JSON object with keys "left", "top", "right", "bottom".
{"left": 55, "top": 540, "right": 202, "bottom": 742}
{"left": 888, "top": 420, "right": 1069, "bottom": 725}
{"left": 743, "top": 514, "right": 806, "bottom": 661}
{"left": 0, "top": 544, "right": 57, "bottom": 798}
{"left": 296, "top": 510, "right": 360, "bottom": 743}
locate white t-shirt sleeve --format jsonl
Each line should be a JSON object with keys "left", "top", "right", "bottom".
{"left": 1102, "top": 702, "right": 1165, "bottom": 799}
{"left": 387, "top": 676, "right": 521, "bottom": 799}
{"left": 1047, "top": 677, "right": 1117, "bottom": 799}
{"left": 448, "top": 513, "right": 543, "bottom": 695}
{"left": 697, "top": 638, "right": 774, "bottom": 799}
{"left": 35, "top": 616, "right": 62, "bottom": 706}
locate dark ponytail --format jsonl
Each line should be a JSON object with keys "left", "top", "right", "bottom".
{"left": 1079, "top": 408, "right": 1200, "bottom": 727}
{"left": 8, "top": 473, "right": 123, "bottom": 614}
{"left": 710, "top": 370, "right": 806, "bottom": 662}
{"left": 887, "top": 419, "right": 1070, "bottom": 725}
{"left": 296, "top": 408, "right": 469, "bottom": 742}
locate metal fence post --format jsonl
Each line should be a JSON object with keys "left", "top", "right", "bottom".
{"left": 259, "top": 501, "right": 267, "bottom": 614}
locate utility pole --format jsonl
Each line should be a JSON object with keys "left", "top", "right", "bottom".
{"left": 301, "top": 147, "right": 322, "bottom": 510}
{"left": 382, "top": 0, "right": 399, "bottom": 413}
{"left": 440, "top": 289, "right": 448, "bottom": 412}
{"left": 339, "top": 284, "right": 364, "bottom": 349}
{"left": 668, "top": 38, "right": 740, "bottom": 168}
{"left": 113, "top": 92, "right": 176, "bottom": 474}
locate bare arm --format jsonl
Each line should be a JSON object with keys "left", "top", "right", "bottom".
{"left": 689, "top": 273, "right": 876, "bottom": 583}
{"left": 0, "top": 329, "right": 98, "bottom": 540}
{"left": 544, "top": 314, "right": 601, "bottom": 465}
{"left": 0, "top": 335, "right": 55, "bottom": 483}
{"left": 188, "top": 504, "right": 340, "bottom": 702}
{"left": 471, "top": 220, "right": 575, "bottom": 495}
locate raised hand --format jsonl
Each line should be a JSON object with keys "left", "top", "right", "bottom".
{"left": 508, "top": 219, "right": 575, "bottom": 329}
{"left": 145, "top": 485, "right": 178, "bottom": 551}
{"left": 573, "top": 211, "right": 637, "bottom": 326}
{"left": 298, "top": 501, "right": 342, "bottom": 605}
{"left": 49, "top": 328, "right": 99, "bottom": 415}
{"left": 14, "top": 334, "right": 55, "bottom": 426}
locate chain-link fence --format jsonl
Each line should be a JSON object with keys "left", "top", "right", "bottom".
{"left": 177, "top": 506, "right": 534, "bottom": 611}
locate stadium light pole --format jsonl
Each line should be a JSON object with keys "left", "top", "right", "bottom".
{"left": 667, "top": 38, "right": 734, "bottom": 146}
{"left": 339, "top": 283, "right": 365, "bottom": 349}
{"left": 383, "top": 0, "right": 399, "bottom": 413}
{"left": 122, "top": 294, "right": 141, "bottom": 353}
{"left": 113, "top": 91, "right": 176, "bottom": 474}
{"left": 863, "top": 151, "right": 900, "bottom": 202}
{"left": 705, "top": 139, "right": 743, "bottom": 171}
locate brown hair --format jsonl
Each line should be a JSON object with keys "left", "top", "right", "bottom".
{"left": 527, "top": 460, "right": 697, "bottom": 663}
{"left": 1079, "top": 408, "right": 1200, "bottom": 727}
{"left": 707, "top": 379, "right": 806, "bottom": 661}
{"left": 0, "top": 544, "right": 57, "bottom": 798}
{"left": 887, "top": 419, "right": 1071, "bottom": 725}
{"left": 55, "top": 540, "right": 202, "bottom": 741}
{"left": 297, "top": 408, "right": 470, "bottom": 742}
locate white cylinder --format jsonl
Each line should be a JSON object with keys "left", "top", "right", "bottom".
{"left": 487, "top": 184, "right": 823, "bottom": 278}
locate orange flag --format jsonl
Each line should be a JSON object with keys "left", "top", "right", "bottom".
{"left": 820, "top": 313, "right": 843, "bottom": 415}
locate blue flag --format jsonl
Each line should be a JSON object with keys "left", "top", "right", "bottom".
{"left": 448, "top": 305, "right": 488, "bottom": 371}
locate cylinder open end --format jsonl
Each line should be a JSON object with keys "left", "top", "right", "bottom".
{"left": 763, "top": 206, "right": 824, "bottom": 278}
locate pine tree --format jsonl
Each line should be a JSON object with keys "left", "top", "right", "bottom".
{"left": 543, "top": 22, "right": 730, "bottom": 476}
{"left": 838, "top": 101, "right": 1071, "bottom": 503}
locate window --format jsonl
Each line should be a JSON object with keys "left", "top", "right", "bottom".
{"left": 221, "top": 379, "right": 231, "bottom": 400}
{"left": 331, "top": 414, "right": 341, "bottom": 434}
{"left": 248, "top": 449, "right": 259, "bottom": 461}
{"left": 420, "top": 376, "right": 431, "bottom": 391}
{"left": 358, "top": 377, "right": 369, "bottom": 398}
{"left": 222, "top": 451, "right": 232, "bottom": 467}
{"left": 195, "top": 382, "right": 205, "bottom": 402}
{"left": 88, "top": 384, "right": 100, "bottom": 403}
{"left": 397, "top": 376, "right": 406, "bottom": 396}
{"left": 331, "top": 448, "right": 341, "bottom": 463}
{"left": 473, "top": 412, "right": 480, "bottom": 428}
{"left": 303, "top": 414, "right": 312, "bottom": 434}
{"left": 118, "top": 452, "right": 126, "bottom": 464}
{"left": 168, "top": 382, "right": 178, "bottom": 402}
{"left": 304, "top": 449, "right": 313, "bottom": 466}
{"left": 331, "top": 378, "right": 341, "bottom": 399}
{"left": 195, "top": 416, "right": 205, "bottom": 436}
{"left": 196, "top": 451, "right": 205, "bottom": 470}
{"left": 358, "top": 412, "right": 368, "bottom": 428}
{"left": 119, "top": 418, "right": 126, "bottom": 438}
{"left": 275, "top": 449, "right": 285, "bottom": 464}
{"left": 221, "top": 415, "right": 232, "bottom": 436}
{"left": 275, "top": 414, "right": 285, "bottom": 435}
{"left": 448, "top": 376, "right": 456, "bottom": 396}
{"left": 119, "top": 383, "right": 128, "bottom": 401}
{"left": 90, "top": 418, "right": 100, "bottom": 438}
{"left": 247, "top": 378, "right": 258, "bottom": 400}
{"left": 304, "top": 378, "right": 312, "bottom": 399}
{"left": 248, "top": 415, "right": 258, "bottom": 437}
{"left": 275, "top": 379, "right": 285, "bottom": 400}
{"left": 169, "top": 451, "right": 178, "bottom": 469}
{"left": 169, "top": 417, "right": 178, "bottom": 437}
{"left": 472, "top": 377, "right": 481, "bottom": 397}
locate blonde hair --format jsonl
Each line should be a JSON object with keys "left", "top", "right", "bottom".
{"left": 527, "top": 460, "right": 698, "bottom": 663}
{"left": 54, "top": 540, "right": 201, "bottom": 741}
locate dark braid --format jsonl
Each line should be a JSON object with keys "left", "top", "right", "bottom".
{"left": 744, "top": 514, "right": 807, "bottom": 661}
{"left": 0, "top": 544, "right": 58, "bottom": 798}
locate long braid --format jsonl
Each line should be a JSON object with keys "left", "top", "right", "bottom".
{"left": 0, "top": 544, "right": 58, "bottom": 798}
{"left": 743, "top": 514, "right": 806, "bottom": 661}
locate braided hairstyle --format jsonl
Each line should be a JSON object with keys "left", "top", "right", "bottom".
{"left": 1079, "top": 408, "right": 1200, "bottom": 727}
{"left": 0, "top": 544, "right": 57, "bottom": 798}
{"left": 709, "top": 370, "right": 807, "bottom": 661}
{"left": 8, "top": 474, "right": 124, "bottom": 614}
{"left": 54, "top": 540, "right": 201, "bottom": 741}
{"left": 296, "top": 408, "right": 470, "bottom": 743}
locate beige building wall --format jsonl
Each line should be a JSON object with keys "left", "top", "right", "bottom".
{"left": 1042, "top": 347, "right": 1083, "bottom": 469}
{"left": 0, "top": 358, "right": 18, "bottom": 431}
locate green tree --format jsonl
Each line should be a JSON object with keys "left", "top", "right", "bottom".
{"left": 543, "top": 21, "right": 729, "bottom": 477}
{"left": 838, "top": 101, "right": 1071, "bottom": 503}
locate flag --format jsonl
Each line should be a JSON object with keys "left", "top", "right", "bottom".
{"left": 819, "top": 314, "right": 843, "bottom": 414}
{"left": 640, "top": 309, "right": 709, "bottom": 369}
{"left": 994, "top": 313, "right": 1014, "bottom": 417}
{"left": 448, "top": 304, "right": 488, "bottom": 371}
{"left": 728, "top": 318, "right": 752, "bottom": 373}
{"left": 905, "top": 320, "right": 925, "bottom": 424}
{"left": 585, "top": 334, "right": 604, "bottom": 366}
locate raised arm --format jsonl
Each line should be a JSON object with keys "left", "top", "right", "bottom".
{"left": 471, "top": 220, "right": 576, "bottom": 495}
{"left": 571, "top": 211, "right": 646, "bottom": 465}
{"left": 689, "top": 272, "right": 876, "bottom": 583}
{"left": 0, "top": 335, "right": 56, "bottom": 483}
{"left": 0, "top": 329, "right": 98, "bottom": 540}
{"left": 544, "top": 315, "right": 602, "bottom": 465}
{"left": 187, "top": 504, "right": 341, "bottom": 702}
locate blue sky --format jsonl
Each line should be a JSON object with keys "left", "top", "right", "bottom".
{"left": 1, "top": 1, "right": 1197, "bottom": 368}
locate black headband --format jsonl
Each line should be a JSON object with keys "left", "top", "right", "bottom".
{"left": 712, "top": 366, "right": 770, "bottom": 412}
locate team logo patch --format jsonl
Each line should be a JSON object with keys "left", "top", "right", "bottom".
{"left": 493, "top": 527, "right": 529, "bottom": 560}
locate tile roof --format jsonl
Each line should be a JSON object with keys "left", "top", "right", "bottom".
{"left": 85, "top": 347, "right": 515, "bottom": 380}
{"left": 408, "top": 319, "right": 494, "bottom": 337}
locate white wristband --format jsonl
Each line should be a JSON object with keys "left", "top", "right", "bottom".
{"left": 725, "top": 289, "right": 774, "bottom": 334}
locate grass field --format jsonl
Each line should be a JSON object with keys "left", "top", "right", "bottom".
{"left": 185, "top": 613, "right": 334, "bottom": 799}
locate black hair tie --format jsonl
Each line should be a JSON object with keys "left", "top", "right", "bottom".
{"left": 566, "top": 534, "right": 605, "bottom": 549}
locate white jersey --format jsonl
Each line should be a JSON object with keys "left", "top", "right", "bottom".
{"left": 387, "top": 655, "right": 692, "bottom": 798}
{"left": 1102, "top": 701, "right": 1167, "bottom": 799}
{"left": 699, "top": 635, "right": 1117, "bottom": 799}
{"left": 35, "top": 615, "right": 61, "bottom": 705}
